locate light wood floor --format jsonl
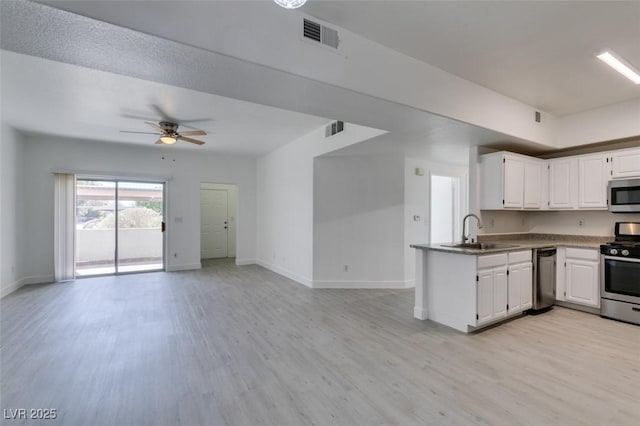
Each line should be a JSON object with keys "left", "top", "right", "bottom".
{"left": 1, "top": 259, "right": 638, "bottom": 425}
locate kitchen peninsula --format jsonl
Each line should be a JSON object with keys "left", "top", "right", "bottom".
{"left": 412, "top": 233, "right": 608, "bottom": 333}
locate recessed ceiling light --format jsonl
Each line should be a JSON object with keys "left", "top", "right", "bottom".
{"left": 597, "top": 51, "right": 640, "bottom": 85}
{"left": 274, "top": 0, "right": 307, "bottom": 9}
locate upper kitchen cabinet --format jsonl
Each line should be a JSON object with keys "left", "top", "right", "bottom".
{"left": 523, "top": 158, "right": 544, "bottom": 209}
{"left": 610, "top": 148, "right": 640, "bottom": 179}
{"left": 481, "top": 152, "right": 538, "bottom": 210}
{"left": 578, "top": 154, "right": 611, "bottom": 209}
{"left": 548, "top": 158, "right": 578, "bottom": 209}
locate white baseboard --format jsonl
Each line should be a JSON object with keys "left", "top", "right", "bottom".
{"left": 1, "top": 274, "right": 54, "bottom": 299}
{"left": 255, "top": 259, "right": 312, "bottom": 288}
{"left": 166, "top": 263, "right": 201, "bottom": 272}
{"left": 23, "top": 274, "right": 55, "bottom": 285}
{"left": 1, "top": 279, "right": 24, "bottom": 299}
{"left": 312, "top": 279, "right": 414, "bottom": 289}
{"left": 414, "top": 307, "right": 428, "bottom": 320}
{"left": 235, "top": 258, "right": 256, "bottom": 266}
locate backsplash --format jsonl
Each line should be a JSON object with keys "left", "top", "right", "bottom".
{"left": 479, "top": 210, "right": 640, "bottom": 237}
{"left": 478, "top": 211, "right": 528, "bottom": 234}
{"left": 528, "top": 210, "right": 640, "bottom": 236}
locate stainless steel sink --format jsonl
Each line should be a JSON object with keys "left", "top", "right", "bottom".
{"left": 440, "top": 242, "right": 519, "bottom": 250}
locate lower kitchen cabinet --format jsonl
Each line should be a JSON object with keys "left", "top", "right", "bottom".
{"left": 508, "top": 261, "right": 533, "bottom": 313}
{"left": 477, "top": 266, "right": 508, "bottom": 325}
{"left": 476, "top": 251, "right": 532, "bottom": 326}
{"left": 415, "top": 248, "right": 534, "bottom": 333}
{"left": 562, "top": 248, "right": 600, "bottom": 308}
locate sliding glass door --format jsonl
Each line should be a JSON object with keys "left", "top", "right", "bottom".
{"left": 75, "top": 179, "right": 164, "bottom": 276}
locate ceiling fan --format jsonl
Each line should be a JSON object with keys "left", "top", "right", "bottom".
{"left": 121, "top": 121, "right": 206, "bottom": 146}
{"left": 120, "top": 105, "right": 210, "bottom": 145}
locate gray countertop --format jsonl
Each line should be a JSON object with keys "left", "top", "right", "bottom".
{"left": 411, "top": 233, "right": 610, "bottom": 255}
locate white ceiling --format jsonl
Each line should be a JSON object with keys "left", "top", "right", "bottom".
{"left": 1, "top": 51, "right": 329, "bottom": 155}
{"left": 304, "top": 1, "right": 640, "bottom": 116}
{"left": 34, "top": 0, "right": 640, "bottom": 117}
{"left": 3, "top": 0, "right": 552, "bottom": 160}
{"left": 9, "top": 0, "right": 636, "bottom": 158}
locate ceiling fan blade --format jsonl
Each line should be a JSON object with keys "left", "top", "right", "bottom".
{"left": 150, "top": 104, "right": 177, "bottom": 122}
{"left": 121, "top": 113, "right": 157, "bottom": 121}
{"left": 179, "top": 130, "right": 206, "bottom": 136}
{"left": 154, "top": 139, "right": 164, "bottom": 145}
{"left": 120, "top": 130, "right": 163, "bottom": 135}
{"left": 178, "top": 135, "right": 205, "bottom": 145}
{"left": 145, "top": 122, "right": 165, "bottom": 133}
{"left": 178, "top": 118, "right": 215, "bottom": 124}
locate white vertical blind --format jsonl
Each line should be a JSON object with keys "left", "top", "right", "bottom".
{"left": 54, "top": 173, "right": 75, "bottom": 281}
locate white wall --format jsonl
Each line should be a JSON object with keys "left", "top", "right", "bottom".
{"left": 0, "top": 124, "right": 25, "bottom": 297}
{"left": 477, "top": 209, "right": 640, "bottom": 238}
{"left": 528, "top": 210, "right": 640, "bottom": 237}
{"left": 256, "top": 131, "right": 315, "bottom": 285}
{"left": 256, "top": 123, "right": 385, "bottom": 287}
{"left": 200, "top": 183, "right": 237, "bottom": 257}
{"left": 313, "top": 155, "right": 406, "bottom": 288}
{"left": 404, "top": 157, "right": 468, "bottom": 286}
{"left": 478, "top": 211, "right": 530, "bottom": 235}
{"left": 556, "top": 99, "right": 640, "bottom": 148}
{"left": 20, "top": 135, "right": 256, "bottom": 283}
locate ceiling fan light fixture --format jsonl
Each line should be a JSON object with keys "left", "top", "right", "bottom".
{"left": 160, "top": 136, "right": 177, "bottom": 144}
{"left": 273, "top": 0, "right": 306, "bottom": 9}
{"left": 597, "top": 50, "right": 640, "bottom": 84}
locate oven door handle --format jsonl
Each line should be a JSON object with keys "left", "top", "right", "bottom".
{"left": 603, "top": 255, "right": 640, "bottom": 263}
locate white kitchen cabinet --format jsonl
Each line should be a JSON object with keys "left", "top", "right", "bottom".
{"left": 476, "top": 251, "right": 531, "bottom": 325}
{"left": 480, "top": 152, "right": 537, "bottom": 210}
{"left": 507, "top": 250, "right": 533, "bottom": 314}
{"left": 611, "top": 148, "right": 640, "bottom": 179}
{"left": 476, "top": 253, "right": 509, "bottom": 325}
{"left": 477, "top": 266, "right": 508, "bottom": 325}
{"left": 578, "top": 154, "right": 610, "bottom": 209}
{"left": 524, "top": 159, "right": 543, "bottom": 209}
{"left": 564, "top": 248, "right": 600, "bottom": 308}
{"left": 508, "top": 261, "right": 533, "bottom": 313}
{"left": 416, "top": 248, "right": 533, "bottom": 333}
{"left": 503, "top": 156, "right": 525, "bottom": 208}
{"left": 548, "top": 158, "right": 578, "bottom": 209}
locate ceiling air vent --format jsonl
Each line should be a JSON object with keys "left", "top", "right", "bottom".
{"left": 325, "top": 121, "right": 344, "bottom": 138}
{"left": 303, "top": 19, "right": 339, "bottom": 49}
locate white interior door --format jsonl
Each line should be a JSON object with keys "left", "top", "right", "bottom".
{"left": 200, "top": 189, "right": 229, "bottom": 259}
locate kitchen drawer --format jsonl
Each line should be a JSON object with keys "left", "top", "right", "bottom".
{"left": 508, "top": 250, "right": 532, "bottom": 264}
{"left": 565, "top": 247, "right": 599, "bottom": 261}
{"left": 478, "top": 253, "right": 508, "bottom": 269}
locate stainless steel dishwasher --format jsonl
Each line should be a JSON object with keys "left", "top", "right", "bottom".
{"left": 532, "top": 247, "right": 556, "bottom": 312}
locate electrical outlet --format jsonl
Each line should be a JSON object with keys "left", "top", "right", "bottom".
{"left": 343, "top": 265, "right": 349, "bottom": 272}
{"left": 174, "top": 253, "right": 178, "bottom": 258}
{"left": 490, "top": 218, "right": 495, "bottom": 228}
{"left": 578, "top": 218, "right": 585, "bottom": 227}
{"left": 413, "top": 215, "right": 421, "bottom": 222}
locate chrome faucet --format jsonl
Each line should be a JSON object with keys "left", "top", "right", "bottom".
{"left": 462, "top": 213, "right": 483, "bottom": 244}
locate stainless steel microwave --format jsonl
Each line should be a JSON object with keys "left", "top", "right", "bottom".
{"left": 609, "top": 179, "right": 640, "bottom": 212}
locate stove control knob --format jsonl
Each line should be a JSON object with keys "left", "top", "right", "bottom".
{"left": 622, "top": 249, "right": 630, "bottom": 256}
{"left": 610, "top": 249, "right": 618, "bottom": 255}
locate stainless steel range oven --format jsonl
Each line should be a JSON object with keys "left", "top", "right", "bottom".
{"left": 600, "top": 222, "right": 640, "bottom": 325}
